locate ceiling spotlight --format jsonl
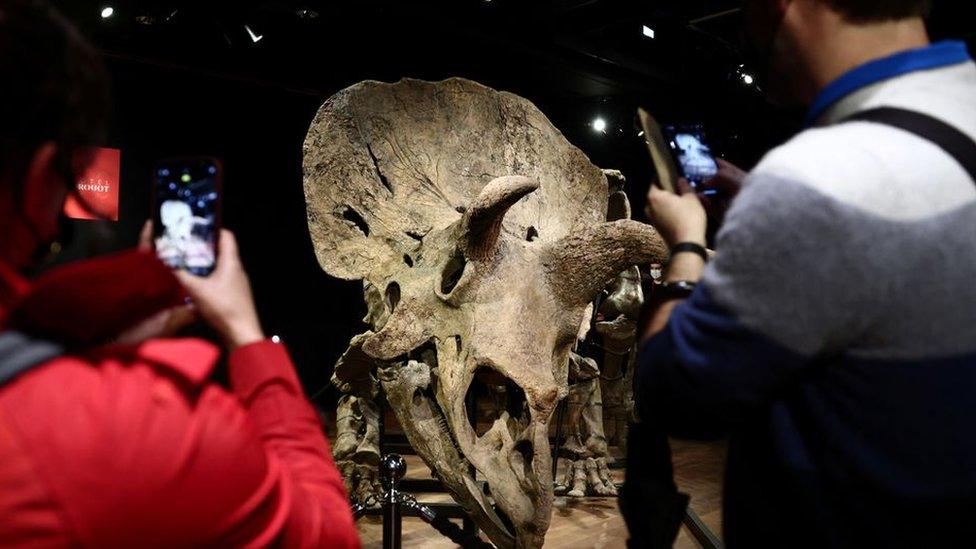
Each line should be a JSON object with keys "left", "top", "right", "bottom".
{"left": 741, "top": 73, "right": 755, "bottom": 85}
{"left": 100, "top": 6, "right": 114, "bottom": 19}
{"left": 592, "top": 117, "right": 607, "bottom": 133}
{"left": 642, "top": 25, "right": 656, "bottom": 39}
{"left": 244, "top": 24, "right": 264, "bottom": 43}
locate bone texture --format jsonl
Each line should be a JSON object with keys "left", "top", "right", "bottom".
{"left": 304, "top": 78, "right": 667, "bottom": 549}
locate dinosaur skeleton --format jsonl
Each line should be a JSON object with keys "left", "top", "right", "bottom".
{"left": 558, "top": 171, "right": 644, "bottom": 498}
{"left": 303, "top": 78, "right": 667, "bottom": 548}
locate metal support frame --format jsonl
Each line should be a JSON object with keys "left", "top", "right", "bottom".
{"left": 684, "top": 507, "right": 724, "bottom": 549}
{"left": 352, "top": 454, "right": 480, "bottom": 549}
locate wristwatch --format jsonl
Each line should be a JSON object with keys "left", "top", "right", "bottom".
{"left": 658, "top": 280, "right": 698, "bottom": 299}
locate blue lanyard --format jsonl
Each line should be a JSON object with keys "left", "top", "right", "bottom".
{"left": 805, "top": 40, "right": 972, "bottom": 127}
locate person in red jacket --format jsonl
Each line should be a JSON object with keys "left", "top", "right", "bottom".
{"left": 0, "top": 1, "right": 360, "bottom": 546}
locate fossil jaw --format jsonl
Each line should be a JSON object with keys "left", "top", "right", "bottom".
{"left": 380, "top": 358, "right": 519, "bottom": 548}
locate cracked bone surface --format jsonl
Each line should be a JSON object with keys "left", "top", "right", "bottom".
{"left": 303, "top": 77, "right": 667, "bottom": 548}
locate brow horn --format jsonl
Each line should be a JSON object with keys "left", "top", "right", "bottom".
{"left": 461, "top": 175, "right": 539, "bottom": 261}
{"left": 543, "top": 220, "right": 668, "bottom": 306}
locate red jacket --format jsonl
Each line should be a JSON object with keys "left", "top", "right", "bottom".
{"left": 0, "top": 253, "right": 360, "bottom": 548}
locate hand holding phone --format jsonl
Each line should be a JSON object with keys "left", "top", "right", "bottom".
{"left": 691, "top": 158, "right": 748, "bottom": 223}
{"left": 174, "top": 230, "right": 265, "bottom": 351}
{"left": 140, "top": 221, "right": 265, "bottom": 350}
{"left": 662, "top": 125, "right": 719, "bottom": 193}
{"left": 152, "top": 157, "right": 222, "bottom": 276}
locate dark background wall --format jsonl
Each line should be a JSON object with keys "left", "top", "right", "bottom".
{"left": 50, "top": 0, "right": 976, "bottom": 404}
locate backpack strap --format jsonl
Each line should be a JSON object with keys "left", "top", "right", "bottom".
{"left": 842, "top": 107, "right": 976, "bottom": 184}
{"left": 0, "top": 331, "right": 64, "bottom": 387}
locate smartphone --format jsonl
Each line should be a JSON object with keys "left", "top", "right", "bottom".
{"left": 637, "top": 108, "right": 679, "bottom": 193}
{"left": 151, "top": 157, "right": 222, "bottom": 276}
{"left": 662, "top": 125, "right": 719, "bottom": 193}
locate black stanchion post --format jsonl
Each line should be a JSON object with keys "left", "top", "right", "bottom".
{"left": 380, "top": 454, "right": 406, "bottom": 549}
{"left": 360, "top": 453, "right": 489, "bottom": 548}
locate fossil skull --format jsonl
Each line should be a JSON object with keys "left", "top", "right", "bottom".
{"left": 303, "top": 78, "right": 667, "bottom": 548}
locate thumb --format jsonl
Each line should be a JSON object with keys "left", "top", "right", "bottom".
{"left": 138, "top": 220, "right": 153, "bottom": 252}
{"left": 647, "top": 185, "right": 667, "bottom": 201}
{"left": 174, "top": 269, "right": 207, "bottom": 299}
{"left": 213, "top": 229, "right": 241, "bottom": 274}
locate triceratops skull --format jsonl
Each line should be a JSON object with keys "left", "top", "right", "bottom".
{"left": 303, "top": 78, "right": 667, "bottom": 548}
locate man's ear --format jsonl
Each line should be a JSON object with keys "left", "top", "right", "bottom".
{"left": 24, "top": 142, "right": 60, "bottom": 189}
{"left": 23, "top": 142, "right": 68, "bottom": 220}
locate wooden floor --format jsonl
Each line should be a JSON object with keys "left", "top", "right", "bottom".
{"left": 355, "top": 439, "right": 726, "bottom": 548}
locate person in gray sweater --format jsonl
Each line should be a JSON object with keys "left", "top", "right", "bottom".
{"left": 628, "top": 0, "right": 976, "bottom": 547}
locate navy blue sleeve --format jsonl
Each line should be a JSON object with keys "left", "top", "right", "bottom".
{"left": 635, "top": 284, "right": 807, "bottom": 439}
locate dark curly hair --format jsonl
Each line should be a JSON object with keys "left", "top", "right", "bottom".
{"left": 0, "top": 0, "right": 110, "bottom": 195}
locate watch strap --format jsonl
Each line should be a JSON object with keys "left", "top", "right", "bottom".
{"left": 658, "top": 280, "right": 698, "bottom": 299}
{"left": 670, "top": 242, "right": 708, "bottom": 263}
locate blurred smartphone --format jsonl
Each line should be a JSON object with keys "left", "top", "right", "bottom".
{"left": 662, "top": 125, "right": 720, "bottom": 194}
{"left": 637, "top": 108, "right": 679, "bottom": 193}
{"left": 151, "top": 157, "right": 222, "bottom": 276}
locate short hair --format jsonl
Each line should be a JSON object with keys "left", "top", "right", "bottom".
{"left": 824, "top": 0, "right": 932, "bottom": 22}
{"left": 0, "top": 0, "right": 110, "bottom": 192}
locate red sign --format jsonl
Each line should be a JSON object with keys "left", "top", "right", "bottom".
{"left": 64, "top": 147, "right": 121, "bottom": 221}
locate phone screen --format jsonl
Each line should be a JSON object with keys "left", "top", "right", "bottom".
{"left": 152, "top": 158, "right": 221, "bottom": 276}
{"left": 663, "top": 125, "right": 719, "bottom": 189}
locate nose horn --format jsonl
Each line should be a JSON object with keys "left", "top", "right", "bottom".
{"left": 543, "top": 219, "right": 668, "bottom": 307}
{"left": 462, "top": 175, "right": 539, "bottom": 261}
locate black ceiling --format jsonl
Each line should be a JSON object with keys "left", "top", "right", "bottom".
{"left": 42, "top": 0, "right": 976, "bottom": 396}
{"left": 53, "top": 0, "right": 748, "bottom": 98}
{"left": 52, "top": 1, "right": 974, "bottom": 117}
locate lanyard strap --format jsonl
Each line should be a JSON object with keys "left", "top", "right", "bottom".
{"left": 843, "top": 107, "right": 976, "bottom": 184}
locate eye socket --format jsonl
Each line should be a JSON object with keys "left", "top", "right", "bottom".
{"left": 439, "top": 248, "right": 468, "bottom": 296}
{"left": 465, "top": 365, "right": 528, "bottom": 441}
{"left": 385, "top": 282, "right": 401, "bottom": 312}
{"left": 341, "top": 207, "right": 370, "bottom": 236}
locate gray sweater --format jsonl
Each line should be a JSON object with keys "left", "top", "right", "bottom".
{"left": 637, "top": 43, "right": 976, "bottom": 548}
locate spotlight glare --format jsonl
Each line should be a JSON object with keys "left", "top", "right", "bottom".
{"left": 642, "top": 25, "right": 656, "bottom": 39}
{"left": 742, "top": 73, "right": 755, "bottom": 85}
{"left": 245, "top": 24, "right": 264, "bottom": 43}
{"left": 592, "top": 117, "right": 607, "bottom": 133}
{"left": 100, "top": 6, "right": 114, "bottom": 18}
